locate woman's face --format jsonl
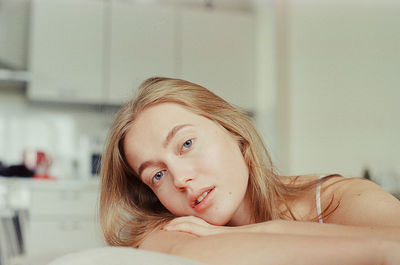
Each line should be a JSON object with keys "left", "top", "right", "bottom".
{"left": 124, "top": 103, "right": 250, "bottom": 225}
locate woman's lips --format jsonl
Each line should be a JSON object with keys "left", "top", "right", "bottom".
{"left": 192, "top": 186, "right": 215, "bottom": 212}
{"left": 195, "top": 190, "right": 211, "bottom": 205}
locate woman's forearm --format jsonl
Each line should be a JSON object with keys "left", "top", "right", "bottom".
{"left": 170, "top": 232, "right": 399, "bottom": 265}
{"left": 163, "top": 215, "right": 400, "bottom": 243}
{"left": 243, "top": 220, "right": 400, "bottom": 242}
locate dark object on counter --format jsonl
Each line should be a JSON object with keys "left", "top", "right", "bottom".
{"left": 0, "top": 164, "right": 35, "bottom": 177}
{"left": 91, "top": 153, "right": 101, "bottom": 177}
{"left": 363, "top": 168, "right": 372, "bottom": 180}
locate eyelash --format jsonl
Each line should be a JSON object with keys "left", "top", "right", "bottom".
{"left": 152, "top": 170, "right": 165, "bottom": 185}
{"left": 180, "top": 138, "right": 194, "bottom": 154}
{"left": 150, "top": 138, "right": 195, "bottom": 185}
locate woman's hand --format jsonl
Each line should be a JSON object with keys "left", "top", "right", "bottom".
{"left": 163, "top": 216, "right": 235, "bottom": 236}
{"left": 163, "top": 216, "right": 282, "bottom": 236}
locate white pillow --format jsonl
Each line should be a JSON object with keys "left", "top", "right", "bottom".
{"left": 47, "top": 246, "right": 205, "bottom": 265}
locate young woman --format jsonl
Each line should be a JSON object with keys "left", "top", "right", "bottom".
{"left": 100, "top": 77, "right": 400, "bottom": 265}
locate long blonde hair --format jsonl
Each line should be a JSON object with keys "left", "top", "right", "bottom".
{"left": 100, "top": 77, "right": 338, "bottom": 247}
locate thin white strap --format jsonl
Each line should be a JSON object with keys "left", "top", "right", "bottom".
{"left": 316, "top": 175, "right": 324, "bottom": 223}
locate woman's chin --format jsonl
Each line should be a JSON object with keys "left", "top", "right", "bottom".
{"left": 203, "top": 215, "right": 233, "bottom": 226}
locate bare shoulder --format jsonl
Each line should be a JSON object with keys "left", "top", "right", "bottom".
{"left": 321, "top": 176, "right": 400, "bottom": 225}
{"left": 322, "top": 175, "right": 396, "bottom": 201}
{"left": 139, "top": 229, "right": 198, "bottom": 254}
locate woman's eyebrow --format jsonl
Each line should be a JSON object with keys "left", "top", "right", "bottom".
{"left": 162, "top": 124, "right": 193, "bottom": 148}
{"left": 137, "top": 124, "right": 194, "bottom": 177}
{"left": 138, "top": 160, "right": 162, "bottom": 179}
{"left": 138, "top": 160, "right": 154, "bottom": 178}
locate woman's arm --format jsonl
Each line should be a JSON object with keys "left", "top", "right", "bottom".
{"left": 164, "top": 216, "right": 400, "bottom": 242}
{"left": 139, "top": 230, "right": 400, "bottom": 265}
{"left": 243, "top": 220, "right": 400, "bottom": 241}
{"left": 165, "top": 178, "right": 400, "bottom": 241}
{"left": 143, "top": 177, "right": 400, "bottom": 264}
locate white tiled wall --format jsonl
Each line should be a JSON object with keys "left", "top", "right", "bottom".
{"left": 0, "top": 88, "right": 117, "bottom": 179}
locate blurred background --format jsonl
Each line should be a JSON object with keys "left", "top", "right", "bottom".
{"left": 0, "top": 0, "right": 399, "bottom": 264}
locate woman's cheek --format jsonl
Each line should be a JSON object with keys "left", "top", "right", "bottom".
{"left": 196, "top": 145, "right": 220, "bottom": 172}
{"left": 156, "top": 185, "right": 177, "bottom": 209}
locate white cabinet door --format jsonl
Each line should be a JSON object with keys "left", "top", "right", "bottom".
{"left": 107, "top": 2, "right": 177, "bottom": 105}
{"left": 28, "top": 0, "right": 106, "bottom": 103}
{"left": 179, "top": 9, "right": 255, "bottom": 111}
{"left": 0, "top": 0, "right": 30, "bottom": 69}
{"left": 25, "top": 180, "right": 104, "bottom": 256}
{"left": 26, "top": 219, "right": 105, "bottom": 256}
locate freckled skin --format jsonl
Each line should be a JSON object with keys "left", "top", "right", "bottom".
{"left": 124, "top": 103, "right": 251, "bottom": 226}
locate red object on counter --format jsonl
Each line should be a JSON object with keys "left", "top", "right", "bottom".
{"left": 33, "top": 173, "right": 54, "bottom": 180}
{"left": 23, "top": 150, "right": 54, "bottom": 179}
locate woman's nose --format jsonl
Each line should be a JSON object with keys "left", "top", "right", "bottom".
{"left": 168, "top": 161, "right": 194, "bottom": 190}
{"left": 173, "top": 172, "right": 193, "bottom": 190}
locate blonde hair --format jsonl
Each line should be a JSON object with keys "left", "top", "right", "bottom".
{"left": 100, "top": 77, "right": 338, "bottom": 247}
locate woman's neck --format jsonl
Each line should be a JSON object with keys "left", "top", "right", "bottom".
{"left": 226, "top": 192, "right": 253, "bottom": 226}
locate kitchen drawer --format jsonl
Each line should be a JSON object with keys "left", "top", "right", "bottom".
{"left": 30, "top": 188, "right": 99, "bottom": 217}
{"left": 26, "top": 219, "right": 105, "bottom": 256}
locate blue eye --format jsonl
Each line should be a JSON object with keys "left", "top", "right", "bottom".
{"left": 182, "top": 139, "right": 193, "bottom": 150}
{"left": 152, "top": 171, "right": 164, "bottom": 184}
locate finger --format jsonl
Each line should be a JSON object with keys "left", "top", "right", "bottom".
{"left": 167, "top": 216, "right": 209, "bottom": 226}
{"left": 163, "top": 222, "right": 215, "bottom": 236}
{"left": 164, "top": 218, "right": 209, "bottom": 234}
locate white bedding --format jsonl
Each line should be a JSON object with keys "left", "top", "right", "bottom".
{"left": 47, "top": 246, "right": 205, "bottom": 265}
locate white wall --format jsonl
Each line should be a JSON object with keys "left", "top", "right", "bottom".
{"left": 284, "top": 1, "right": 400, "bottom": 178}
{"left": 253, "top": 1, "right": 280, "bottom": 169}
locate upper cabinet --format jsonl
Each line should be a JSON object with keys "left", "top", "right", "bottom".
{"left": 179, "top": 9, "right": 255, "bottom": 111}
{"left": 107, "top": 2, "right": 177, "bottom": 104}
{"left": 0, "top": 0, "right": 30, "bottom": 70}
{"left": 28, "top": 0, "right": 106, "bottom": 103}
{"left": 28, "top": 1, "right": 255, "bottom": 110}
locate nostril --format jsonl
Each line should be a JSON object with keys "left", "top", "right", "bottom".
{"left": 176, "top": 186, "right": 186, "bottom": 192}
{"left": 174, "top": 175, "right": 193, "bottom": 188}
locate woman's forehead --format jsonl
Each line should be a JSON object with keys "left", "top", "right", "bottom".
{"left": 125, "top": 104, "right": 198, "bottom": 150}
{"left": 135, "top": 103, "right": 200, "bottom": 127}
{"left": 128, "top": 102, "right": 229, "bottom": 144}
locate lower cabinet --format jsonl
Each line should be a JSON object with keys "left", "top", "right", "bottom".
{"left": 25, "top": 180, "right": 105, "bottom": 257}
{"left": 26, "top": 218, "right": 104, "bottom": 256}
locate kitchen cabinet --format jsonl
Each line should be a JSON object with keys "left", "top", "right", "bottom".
{"left": 108, "top": 4, "right": 255, "bottom": 109}
{"left": 0, "top": 0, "right": 30, "bottom": 70}
{"left": 28, "top": 1, "right": 255, "bottom": 110}
{"left": 25, "top": 180, "right": 104, "bottom": 257}
{"left": 107, "top": 2, "right": 177, "bottom": 104}
{"left": 0, "top": 178, "right": 104, "bottom": 262}
{"left": 28, "top": 0, "right": 106, "bottom": 103}
{"left": 179, "top": 9, "right": 255, "bottom": 111}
